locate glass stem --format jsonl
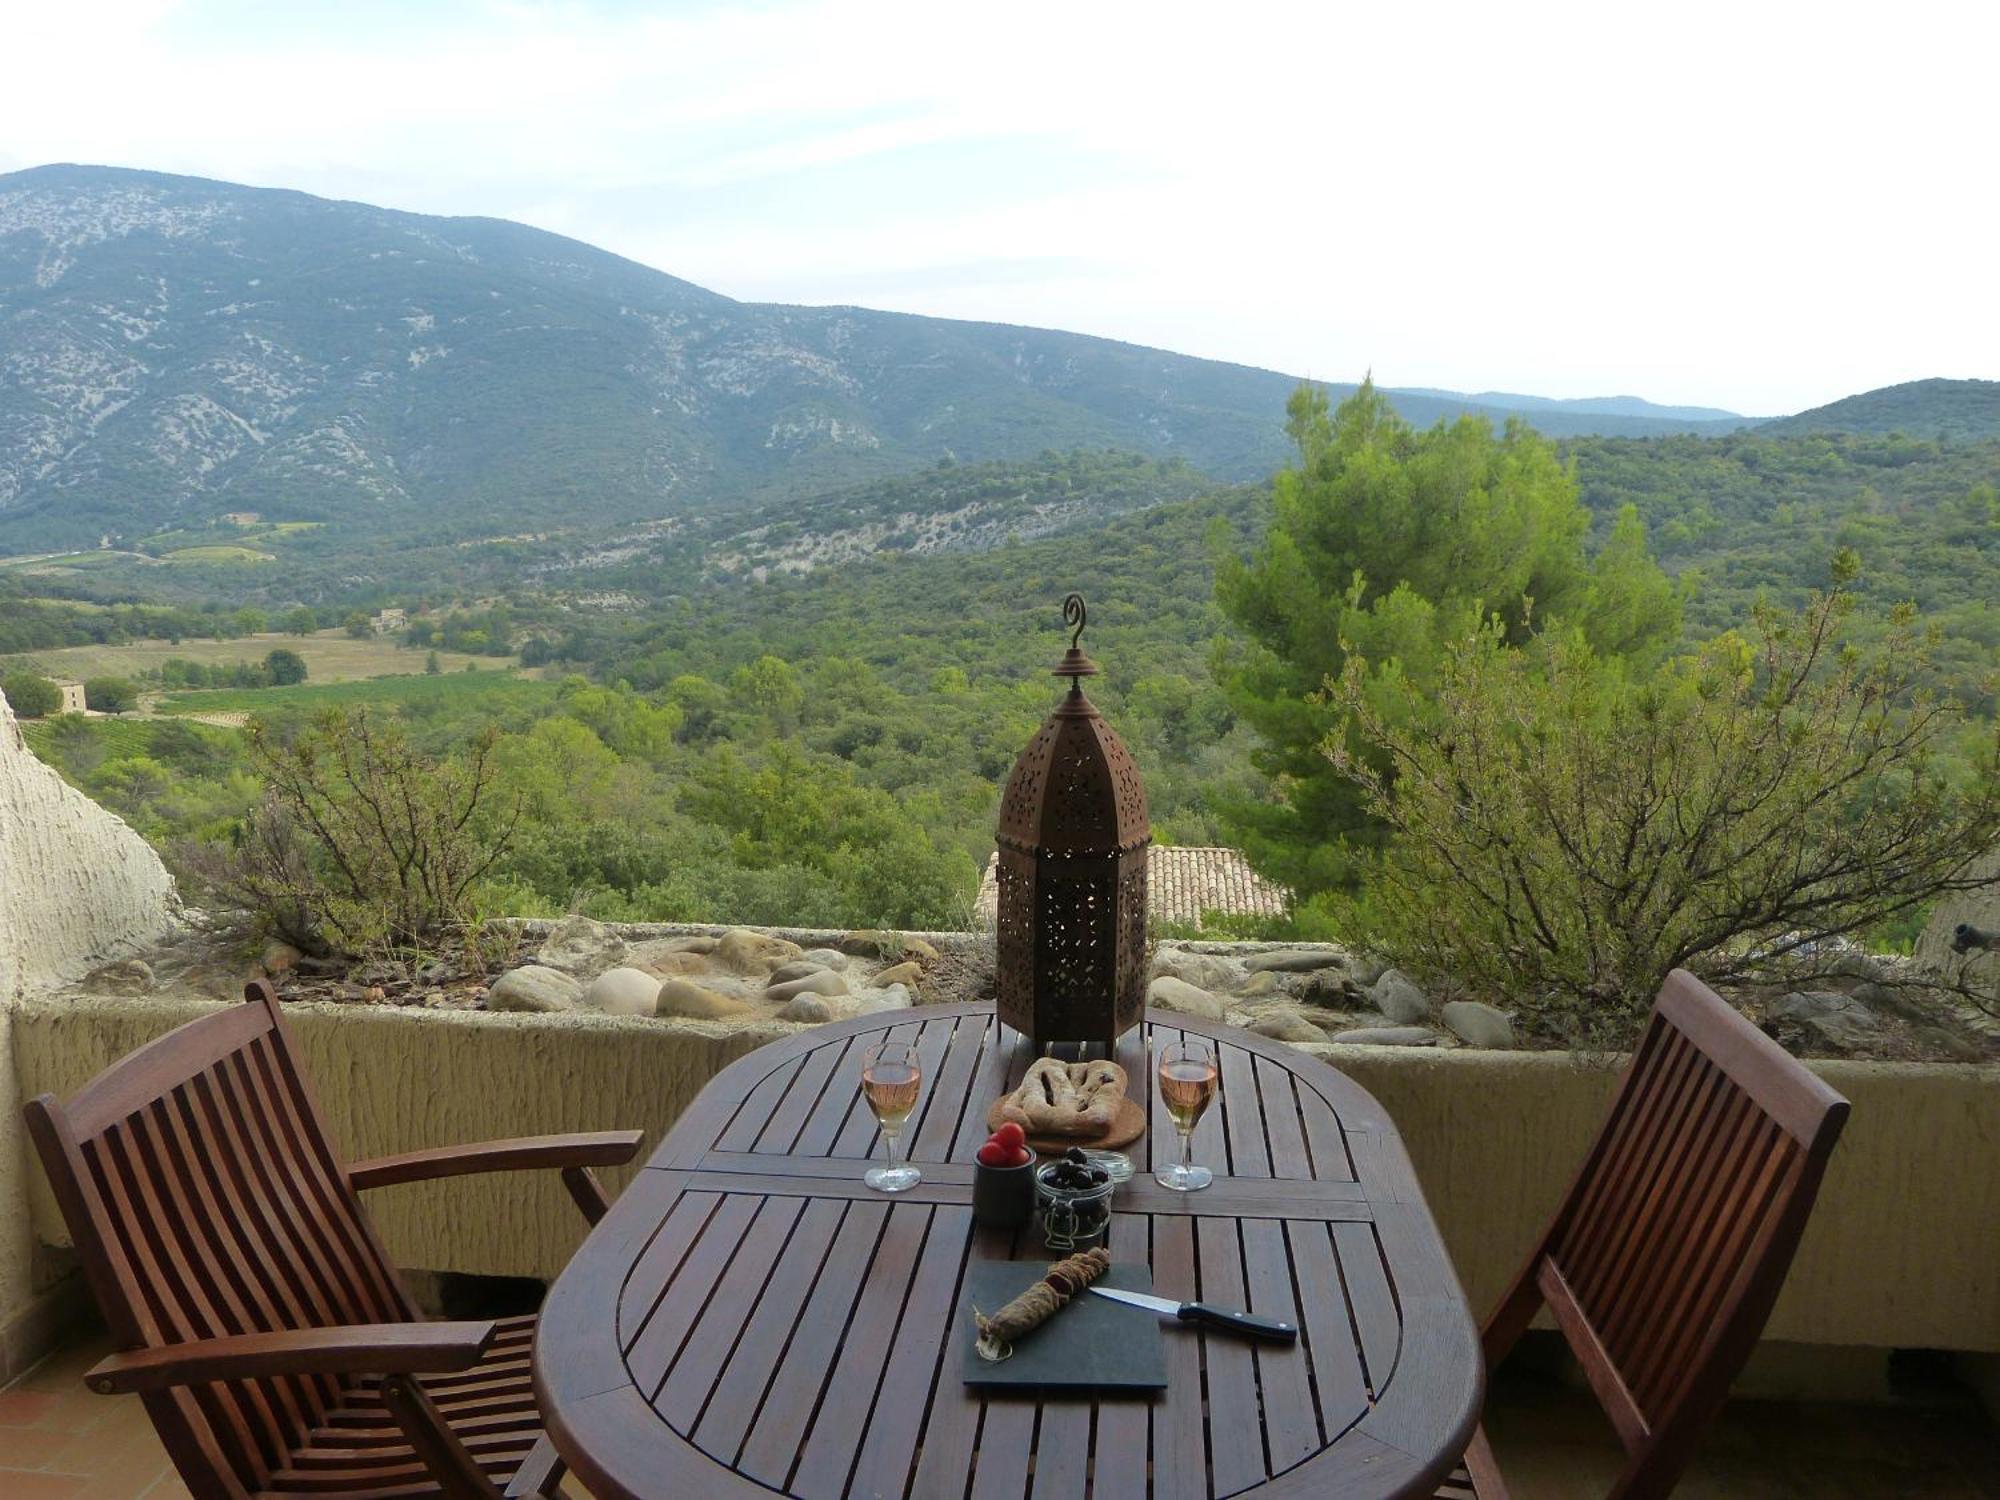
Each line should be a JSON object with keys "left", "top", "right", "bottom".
{"left": 883, "top": 1127, "right": 901, "bottom": 1171}
{"left": 1179, "top": 1126, "right": 1193, "bottom": 1175}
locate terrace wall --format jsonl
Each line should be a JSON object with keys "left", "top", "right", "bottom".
{"left": 7, "top": 996, "right": 1997, "bottom": 1364}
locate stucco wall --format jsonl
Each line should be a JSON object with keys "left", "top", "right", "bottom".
{"left": 1918, "top": 847, "right": 2000, "bottom": 1005}
{"left": 9, "top": 995, "right": 1997, "bottom": 1357}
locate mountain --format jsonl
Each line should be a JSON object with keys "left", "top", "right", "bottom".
{"left": 1756, "top": 379, "right": 2000, "bottom": 442}
{"left": 1391, "top": 388, "right": 1747, "bottom": 424}
{"left": 1, "top": 164, "right": 1751, "bottom": 554}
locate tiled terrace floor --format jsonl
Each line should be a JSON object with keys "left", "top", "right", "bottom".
{"left": 4, "top": 1335, "right": 1997, "bottom": 1499}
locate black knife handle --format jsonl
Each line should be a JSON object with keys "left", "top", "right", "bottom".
{"left": 1176, "top": 1302, "right": 1299, "bottom": 1342}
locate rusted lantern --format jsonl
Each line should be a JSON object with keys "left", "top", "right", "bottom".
{"left": 994, "top": 594, "right": 1151, "bottom": 1047}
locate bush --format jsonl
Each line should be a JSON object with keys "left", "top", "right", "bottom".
{"left": 1326, "top": 567, "right": 2000, "bottom": 1045}
{"left": 263, "top": 648, "right": 309, "bottom": 686}
{"left": 2, "top": 671, "right": 61, "bottom": 718}
{"left": 83, "top": 676, "right": 138, "bottom": 713}
{"left": 186, "top": 708, "right": 520, "bottom": 955}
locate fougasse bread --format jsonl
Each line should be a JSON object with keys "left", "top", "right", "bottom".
{"left": 999, "top": 1058, "right": 1127, "bottom": 1137}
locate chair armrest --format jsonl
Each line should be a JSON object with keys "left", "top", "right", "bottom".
{"left": 348, "top": 1130, "right": 644, "bottom": 1191}
{"left": 87, "top": 1321, "right": 498, "bottom": 1395}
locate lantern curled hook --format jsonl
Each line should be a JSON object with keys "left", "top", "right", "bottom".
{"left": 1063, "top": 592, "right": 1087, "bottom": 651}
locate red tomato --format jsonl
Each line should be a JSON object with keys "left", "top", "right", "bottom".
{"left": 975, "top": 1142, "right": 1008, "bottom": 1167}
{"left": 993, "top": 1121, "right": 1027, "bottom": 1150}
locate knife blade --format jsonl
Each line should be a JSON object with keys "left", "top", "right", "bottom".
{"left": 1089, "top": 1285, "right": 1298, "bottom": 1342}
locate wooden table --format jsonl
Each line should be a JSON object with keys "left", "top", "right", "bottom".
{"left": 535, "top": 1004, "right": 1483, "bottom": 1499}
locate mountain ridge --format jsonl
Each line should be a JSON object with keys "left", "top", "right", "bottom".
{"left": 0, "top": 164, "right": 1821, "bottom": 554}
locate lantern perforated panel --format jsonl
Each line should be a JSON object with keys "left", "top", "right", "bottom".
{"left": 994, "top": 597, "right": 1150, "bottom": 1046}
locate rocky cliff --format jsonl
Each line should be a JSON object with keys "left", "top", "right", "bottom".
{"left": 0, "top": 688, "right": 177, "bottom": 998}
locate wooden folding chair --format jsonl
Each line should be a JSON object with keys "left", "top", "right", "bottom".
{"left": 23, "top": 979, "right": 642, "bottom": 1500}
{"left": 1436, "top": 968, "right": 1850, "bottom": 1500}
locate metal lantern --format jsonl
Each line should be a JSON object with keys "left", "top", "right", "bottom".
{"left": 994, "top": 594, "right": 1151, "bottom": 1047}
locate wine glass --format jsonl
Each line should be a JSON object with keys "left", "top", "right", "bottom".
{"left": 1155, "top": 1039, "right": 1217, "bottom": 1191}
{"left": 860, "top": 1041, "right": 923, "bottom": 1193}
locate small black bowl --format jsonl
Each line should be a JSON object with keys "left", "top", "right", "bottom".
{"left": 971, "top": 1156, "right": 1037, "bottom": 1229}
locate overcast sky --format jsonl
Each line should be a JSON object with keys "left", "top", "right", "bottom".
{"left": 3, "top": 0, "right": 1993, "bottom": 416}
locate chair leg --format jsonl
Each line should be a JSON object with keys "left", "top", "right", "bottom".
{"left": 381, "top": 1373, "right": 506, "bottom": 1500}
{"left": 561, "top": 1165, "right": 612, "bottom": 1225}
{"left": 505, "top": 1434, "right": 568, "bottom": 1499}
{"left": 1463, "top": 1423, "right": 1510, "bottom": 1500}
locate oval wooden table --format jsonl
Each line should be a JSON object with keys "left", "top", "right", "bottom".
{"left": 535, "top": 1003, "right": 1482, "bottom": 1499}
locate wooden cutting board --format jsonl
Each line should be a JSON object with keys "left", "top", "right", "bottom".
{"left": 961, "top": 1260, "right": 1167, "bottom": 1390}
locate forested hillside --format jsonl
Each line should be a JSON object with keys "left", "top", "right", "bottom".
{"left": 8, "top": 385, "right": 1995, "bottom": 948}
{"left": 1758, "top": 379, "right": 2000, "bottom": 442}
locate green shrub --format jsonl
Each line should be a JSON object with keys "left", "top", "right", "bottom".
{"left": 186, "top": 708, "right": 520, "bottom": 955}
{"left": 82, "top": 676, "right": 138, "bottom": 713}
{"left": 1325, "top": 565, "right": 2000, "bottom": 1045}
{"left": 2, "top": 670, "right": 61, "bottom": 718}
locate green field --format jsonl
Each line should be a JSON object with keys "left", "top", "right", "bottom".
{"left": 162, "top": 544, "right": 275, "bottom": 564}
{"left": 17, "top": 715, "right": 183, "bottom": 762}
{"left": 1, "top": 630, "right": 514, "bottom": 684}
{"left": 157, "top": 668, "right": 559, "bottom": 716}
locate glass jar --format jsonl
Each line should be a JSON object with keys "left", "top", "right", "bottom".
{"left": 1035, "top": 1160, "right": 1114, "bottom": 1251}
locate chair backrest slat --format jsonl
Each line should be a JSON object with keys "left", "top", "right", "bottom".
{"left": 1511, "top": 968, "right": 1849, "bottom": 1500}
{"left": 24, "top": 982, "right": 415, "bottom": 1500}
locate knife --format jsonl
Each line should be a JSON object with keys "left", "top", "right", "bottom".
{"left": 1089, "top": 1285, "right": 1298, "bottom": 1342}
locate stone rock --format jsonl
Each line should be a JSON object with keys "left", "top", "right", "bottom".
{"left": 1912, "top": 1025, "right": 1988, "bottom": 1063}
{"left": 1239, "top": 970, "right": 1280, "bottom": 997}
{"left": 712, "top": 928, "right": 803, "bottom": 974}
{"left": 837, "top": 929, "right": 898, "bottom": 958}
{"left": 656, "top": 978, "right": 755, "bottom": 1020}
{"left": 581, "top": 967, "right": 662, "bottom": 1018}
{"left": 0, "top": 682, "right": 178, "bottom": 998}
{"left": 1441, "top": 1000, "right": 1516, "bottom": 1049}
{"left": 768, "top": 959, "right": 830, "bottom": 985}
{"left": 1151, "top": 948, "right": 1243, "bottom": 993}
{"left": 777, "top": 994, "right": 835, "bottom": 1024}
{"left": 1371, "top": 969, "right": 1432, "bottom": 1024}
{"left": 85, "top": 958, "right": 155, "bottom": 995}
{"left": 837, "top": 931, "right": 939, "bottom": 964}
{"left": 1246, "top": 1007, "right": 1326, "bottom": 1044}
{"left": 487, "top": 965, "right": 581, "bottom": 1013}
{"left": 1245, "top": 948, "right": 1347, "bottom": 974}
{"left": 537, "top": 914, "right": 624, "bottom": 972}
{"left": 1147, "top": 975, "right": 1228, "bottom": 1020}
{"left": 872, "top": 960, "right": 924, "bottom": 989}
{"left": 851, "top": 984, "right": 913, "bottom": 1014}
{"left": 1851, "top": 979, "right": 1938, "bottom": 1024}
{"left": 1827, "top": 949, "right": 1894, "bottom": 983}
{"left": 1328, "top": 1026, "right": 1437, "bottom": 1046}
{"left": 638, "top": 950, "right": 712, "bottom": 979}
{"left": 1771, "top": 990, "right": 1880, "bottom": 1053}
{"left": 347, "top": 959, "right": 403, "bottom": 988}
{"left": 768, "top": 968, "right": 852, "bottom": 1002}
{"left": 802, "top": 948, "right": 850, "bottom": 970}
{"left": 668, "top": 935, "right": 718, "bottom": 955}
{"left": 260, "top": 941, "right": 302, "bottom": 975}
{"left": 1345, "top": 955, "right": 1390, "bottom": 989}
{"left": 1289, "top": 968, "right": 1359, "bottom": 1005}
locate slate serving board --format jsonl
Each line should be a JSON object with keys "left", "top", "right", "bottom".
{"left": 961, "top": 1260, "right": 1168, "bottom": 1390}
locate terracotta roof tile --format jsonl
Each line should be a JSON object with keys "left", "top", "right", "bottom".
{"left": 974, "top": 847, "right": 1288, "bottom": 930}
